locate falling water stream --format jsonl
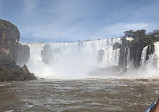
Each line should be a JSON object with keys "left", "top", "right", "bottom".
{"left": 22, "top": 38, "right": 121, "bottom": 79}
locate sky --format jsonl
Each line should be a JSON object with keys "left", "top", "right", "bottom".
{"left": 0, "top": 0, "right": 159, "bottom": 43}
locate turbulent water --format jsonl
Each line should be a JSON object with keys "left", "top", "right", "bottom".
{"left": 0, "top": 79, "right": 159, "bottom": 112}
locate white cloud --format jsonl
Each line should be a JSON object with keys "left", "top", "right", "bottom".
{"left": 96, "top": 23, "right": 158, "bottom": 38}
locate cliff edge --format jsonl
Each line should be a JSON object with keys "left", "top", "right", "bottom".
{"left": 0, "top": 19, "right": 36, "bottom": 81}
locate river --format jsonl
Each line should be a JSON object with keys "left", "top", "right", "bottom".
{"left": 0, "top": 79, "right": 159, "bottom": 112}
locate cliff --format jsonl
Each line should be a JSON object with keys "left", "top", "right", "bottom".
{"left": 0, "top": 19, "right": 36, "bottom": 81}
{"left": 16, "top": 43, "right": 30, "bottom": 66}
{"left": 114, "top": 29, "right": 159, "bottom": 70}
{"left": 0, "top": 19, "right": 20, "bottom": 60}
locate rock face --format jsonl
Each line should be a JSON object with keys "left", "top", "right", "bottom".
{"left": 0, "top": 19, "right": 20, "bottom": 61}
{"left": 16, "top": 43, "right": 30, "bottom": 66}
{"left": 114, "top": 29, "right": 159, "bottom": 70}
{"left": 41, "top": 44, "right": 52, "bottom": 64}
{"left": 0, "top": 59, "right": 36, "bottom": 81}
{"left": 0, "top": 19, "right": 36, "bottom": 81}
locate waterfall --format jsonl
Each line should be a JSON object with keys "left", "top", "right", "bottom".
{"left": 20, "top": 38, "right": 121, "bottom": 79}
{"left": 141, "top": 42, "right": 159, "bottom": 68}
{"left": 122, "top": 47, "right": 130, "bottom": 68}
{"left": 154, "top": 42, "right": 159, "bottom": 68}
{"left": 16, "top": 39, "right": 159, "bottom": 79}
{"left": 146, "top": 42, "right": 159, "bottom": 68}
{"left": 134, "top": 42, "right": 159, "bottom": 79}
{"left": 140, "top": 46, "right": 148, "bottom": 65}
{"left": 127, "top": 47, "right": 130, "bottom": 68}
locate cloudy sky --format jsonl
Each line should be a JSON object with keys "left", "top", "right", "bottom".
{"left": 0, "top": 0, "right": 159, "bottom": 42}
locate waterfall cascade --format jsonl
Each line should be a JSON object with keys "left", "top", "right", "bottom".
{"left": 145, "top": 42, "right": 159, "bottom": 68}
{"left": 140, "top": 46, "right": 148, "bottom": 65}
{"left": 126, "top": 47, "right": 130, "bottom": 68}
{"left": 133, "top": 42, "right": 159, "bottom": 79}
{"left": 16, "top": 38, "right": 159, "bottom": 79}
{"left": 154, "top": 42, "right": 159, "bottom": 68}
{"left": 140, "top": 42, "right": 159, "bottom": 67}
{"left": 20, "top": 38, "right": 121, "bottom": 79}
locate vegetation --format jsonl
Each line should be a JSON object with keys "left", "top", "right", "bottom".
{"left": 114, "top": 29, "right": 159, "bottom": 68}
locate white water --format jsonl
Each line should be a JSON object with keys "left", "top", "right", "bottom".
{"left": 140, "top": 46, "right": 148, "bottom": 65}
{"left": 18, "top": 38, "right": 159, "bottom": 79}
{"left": 146, "top": 42, "right": 159, "bottom": 68}
{"left": 127, "top": 47, "right": 130, "bottom": 68}
{"left": 23, "top": 38, "right": 121, "bottom": 79}
{"left": 128, "top": 42, "right": 159, "bottom": 79}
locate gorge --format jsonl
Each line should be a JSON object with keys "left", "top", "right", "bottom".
{"left": 1, "top": 19, "right": 159, "bottom": 112}
{"left": 16, "top": 30, "right": 159, "bottom": 79}
{"left": 1, "top": 19, "right": 159, "bottom": 81}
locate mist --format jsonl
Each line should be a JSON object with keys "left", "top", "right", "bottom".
{"left": 14, "top": 39, "right": 159, "bottom": 80}
{"left": 18, "top": 39, "right": 121, "bottom": 79}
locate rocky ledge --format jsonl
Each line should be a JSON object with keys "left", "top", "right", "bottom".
{"left": 0, "top": 59, "right": 36, "bottom": 81}
{"left": 0, "top": 19, "right": 36, "bottom": 81}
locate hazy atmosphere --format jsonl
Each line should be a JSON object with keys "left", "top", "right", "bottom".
{"left": 0, "top": 0, "right": 159, "bottom": 42}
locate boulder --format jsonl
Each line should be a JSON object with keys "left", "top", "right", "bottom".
{"left": 0, "top": 19, "right": 36, "bottom": 81}
{"left": 0, "top": 59, "right": 36, "bottom": 81}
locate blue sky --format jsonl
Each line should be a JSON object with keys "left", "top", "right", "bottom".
{"left": 0, "top": 0, "right": 159, "bottom": 42}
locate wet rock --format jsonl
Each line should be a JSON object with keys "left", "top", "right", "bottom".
{"left": 0, "top": 19, "right": 36, "bottom": 81}
{"left": 0, "top": 59, "right": 36, "bottom": 81}
{"left": 41, "top": 44, "right": 52, "bottom": 64}
{"left": 114, "top": 29, "right": 159, "bottom": 68}
{"left": 16, "top": 43, "right": 30, "bottom": 66}
{"left": 0, "top": 19, "right": 20, "bottom": 61}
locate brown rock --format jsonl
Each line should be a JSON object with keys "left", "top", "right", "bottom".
{"left": 16, "top": 43, "right": 30, "bottom": 66}
{"left": 0, "top": 19, "right": 20, "bottom": 61}
{"left": 0, "top": 19, "right": 36, "bottom": 81}
{"left": 0, "top": 59, "right": 36, "bottom": 81}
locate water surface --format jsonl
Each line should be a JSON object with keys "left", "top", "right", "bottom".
{"left": 0, "top": 79, "right": 159, "bottom": 112}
